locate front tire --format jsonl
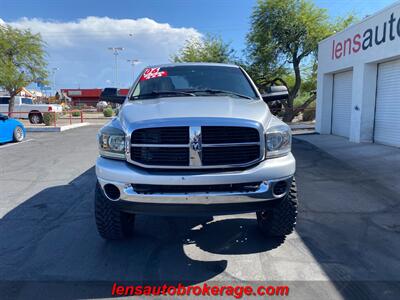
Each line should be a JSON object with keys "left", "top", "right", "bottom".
{"left": 94, "top": 182, "right": 135, "bottom": 240}
{"left": 13, "top": 126, "right": 24, "bottom": 142}
{"left": 257, "top": 178, "right": 298, "bottom": 237}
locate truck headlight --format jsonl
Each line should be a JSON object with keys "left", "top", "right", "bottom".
{"left": 265, "top": 125, "right": 291, "bottom": 158}
{"left": 98, "top": 126, "right": 126, "bottom": 160}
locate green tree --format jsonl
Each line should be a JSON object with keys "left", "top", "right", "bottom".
{"left": 0, "top": 25, "right": 48, "bottom": 114}
{"left": 172, "top": 35, "right": 236, "bottom": 63}
{"left": 246, "top": 0, "right": 356, "bottom": 121}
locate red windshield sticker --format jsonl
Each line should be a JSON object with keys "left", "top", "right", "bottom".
{"left": 140, "top": 67, "right": 168, "bottom": 81}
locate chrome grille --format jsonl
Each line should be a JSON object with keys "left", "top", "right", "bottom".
{"left": 130, "top": 125, "right": 263, "bottom": 169}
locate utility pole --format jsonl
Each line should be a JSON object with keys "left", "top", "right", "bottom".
{"left": 52, "top": 67, "right": 60, "bottom": 94}
{"left": 108, "top": 47, "right": 124, "bottom": 87}
{"left": 127, "top": 59, "right": 140, "bottom": 82}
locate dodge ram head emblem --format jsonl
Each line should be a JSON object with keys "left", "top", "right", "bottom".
{"left": 191, "top": 137, "right": 202, "bottom": 152}
{"left": 189, "top": 126, "right": 202, "bottom": 166}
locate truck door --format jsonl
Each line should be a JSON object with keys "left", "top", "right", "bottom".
{"left": 10, "top": 97, "right": 23, "bottom": 119}
{"left": 20, "top": 97, "right": 33, "bottom": 119}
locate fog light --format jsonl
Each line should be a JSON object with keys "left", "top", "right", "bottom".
{"left": 104, "top": 184, "right": 120, "bottom": 200}
{"left": 273, "top": 181, "right": 287, "bottom": 196}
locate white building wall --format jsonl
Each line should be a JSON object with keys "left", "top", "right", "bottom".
{"left": 317, "top": 1, "right": 400, "bottom": 143}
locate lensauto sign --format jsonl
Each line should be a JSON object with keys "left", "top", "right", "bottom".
{"left": 331, "top": 12, "right": 400, "bottom": 60}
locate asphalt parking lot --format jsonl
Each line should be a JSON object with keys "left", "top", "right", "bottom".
{"left": 0, "top": 126, "right": 399, "bottom": 299}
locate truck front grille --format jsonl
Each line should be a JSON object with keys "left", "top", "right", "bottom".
{"left": 130, "top": 125, "right": 262, "bottom": 169}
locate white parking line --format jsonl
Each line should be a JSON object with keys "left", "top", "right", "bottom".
{"left": 0, "top": 139, "right": 34, "bottom": 149}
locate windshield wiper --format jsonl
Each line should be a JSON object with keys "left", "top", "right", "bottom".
{"left": 133, "top": 90, "right": 195, "bottom": 99}
{"left": 184, "top": 89, "right": 253, "bottom": 100}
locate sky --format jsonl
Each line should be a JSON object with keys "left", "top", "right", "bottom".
{"left": 0, "top": 0, "right": 398, "bottom": 90}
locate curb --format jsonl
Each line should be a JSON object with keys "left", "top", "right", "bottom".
{"left": 25, "top": 122, "right": 90, "bottom": 132}
{"left": 292, "top": 130, "right": 316, "bottom": 135}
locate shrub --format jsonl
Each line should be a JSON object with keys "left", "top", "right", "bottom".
{"left": 103, "top": 108, "right": 113, "bottom": 117}
{"left": 302, "top": 101, "right": 316, "bottom": 121}
{"left": 43, "top": 112, "right": 58, "bottom": 126}
{"left": 72, "top": 111, "right": 81, "bottom": 117}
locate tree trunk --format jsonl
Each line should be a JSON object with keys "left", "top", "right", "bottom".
{"left": 8, "top": 94, "right": 16, "bottom": 117}
{"left": 291, "top": 58, "right": 302, "bottom": 100}
{"left": 282, "top": 58, "right": 302, "bottom": 123}
{"left": 282, "top": 95, "right": 295, "bottom": 123}
{"left": 282, "top": 111, "right": 295, "bottom": 122}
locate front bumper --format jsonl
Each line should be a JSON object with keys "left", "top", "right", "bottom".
{"left": 96, "top": 154, "right": 295, "bottom": 215}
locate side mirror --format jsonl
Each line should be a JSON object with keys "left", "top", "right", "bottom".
{"left": 261, "top": 85, "right": 289, "bottom": 102}
{"left": 100, "top": 88, "right": 126, "bottom": 104}
{"left": 0, "top": 115, "right": 8, "bottom": 121}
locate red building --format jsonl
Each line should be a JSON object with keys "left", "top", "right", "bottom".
{"left": 61, "top": 88, "right": 129, "bottom": 107}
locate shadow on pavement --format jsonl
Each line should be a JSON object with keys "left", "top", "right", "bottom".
{"left": 4, "top": 139, "right": 399, "bottom": 299}
{"left": 190, "top": 219, "right": 284, "bottom": 255}
{"left": 0, "top": 167, "right": 283, "bottom": 299}
{"left": 292, "top": 138, "right": 400, "bottom": 300}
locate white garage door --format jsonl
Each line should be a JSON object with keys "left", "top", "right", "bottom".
{"left": 332, "top": 71, "right": 353, "bottom": 138}
{"left": 374, "top": 59, "right": 400, "bottom": 147}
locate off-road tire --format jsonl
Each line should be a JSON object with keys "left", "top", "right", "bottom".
{"left": 94, "top": 182, "right": 135, "bottom": 240}
{"left": 13, "top": 126, "right": 24, "bottom": 142}
{"left": 257, "top": 177, "right": 298, "bottom": 237}
{"left": 29, "top": 112, "right": 43, "bottom": 124}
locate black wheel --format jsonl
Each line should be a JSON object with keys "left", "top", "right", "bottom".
{"left": 13, "top": 126, "right": 24, "bottom": 142}
{"left": 257, "top": 177, "right": 298, "bottom": 237}
{"left": 94, "top": 182, "right": 135, "bottom": 240}
{"left": 29, "top": 113, "right": 43, "bottom": 124}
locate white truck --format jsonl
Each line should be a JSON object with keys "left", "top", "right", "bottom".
{"left": 95, "top": 63, "right": 297, "bottom": 241}
{"left": 0, "top": 96, "right": 62, "bottom": 124}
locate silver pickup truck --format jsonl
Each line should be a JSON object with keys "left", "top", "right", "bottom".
{"left": 95, "top": 63, "right": 297, "bottom": 240}
{"left": 0, "top": 96, "right": 62, "bottom": 124}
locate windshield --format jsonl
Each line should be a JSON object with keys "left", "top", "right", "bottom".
{"left": 131, "top": 65, "right": 258, "bottom": 100}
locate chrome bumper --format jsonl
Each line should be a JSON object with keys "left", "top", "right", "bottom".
{"left": 97, "top": 176, "right": 293, "bottom": 204}
{"left": 96, "top": 153, "right": 295, "bottom": 205}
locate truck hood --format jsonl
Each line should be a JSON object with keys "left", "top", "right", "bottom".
{"left": 119, "top": 96, "right": 270, "bottom": 130}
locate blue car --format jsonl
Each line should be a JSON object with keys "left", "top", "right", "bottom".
{"left": 0, "top": 113, "right": 25, "bottom": 143}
